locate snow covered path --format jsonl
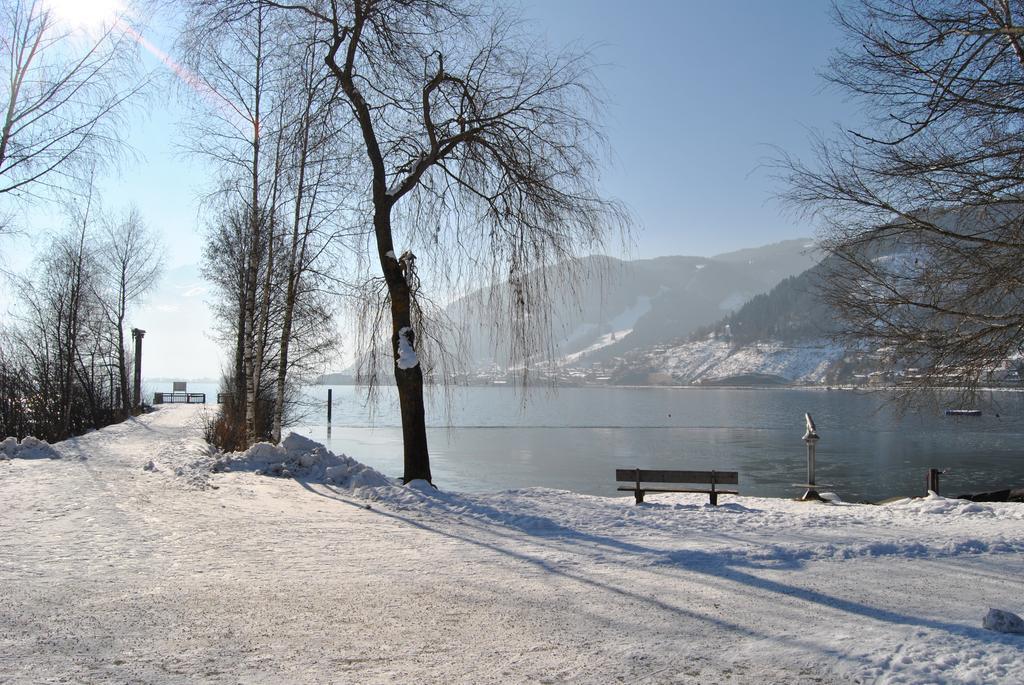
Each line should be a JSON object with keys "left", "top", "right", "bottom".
{"left": 2, "top": 405, "right": 1023, "bottom": 683}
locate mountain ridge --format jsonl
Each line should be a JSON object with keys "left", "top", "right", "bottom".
{"left": 438, "top": 238, "right": 821, "bottom": 374}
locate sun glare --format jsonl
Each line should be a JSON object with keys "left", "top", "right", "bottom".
{"left": 45, "top": 0, "right": 128, "bottom": 32}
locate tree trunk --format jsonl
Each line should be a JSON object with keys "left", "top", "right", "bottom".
{"left": 376, "top": 208, "right": 431, "bottom": 483}
{"left": 117, "top": 333, "right": 130, "bottom": 415}
{"left": 252, "top": 129, "right": 285, "bottom": 441}
{"left": 271, "top": 279, "right": 294, "bottom": 443}
{"left": 395, "top": 354, "right": 430, "bottom": 483}
{"left": 242, "top": 158, "right": 261, "bottom": 444}
{"left": 61, "top": 237, "right": 86, "bottom": 439}
{"left": 272, "top": 209, "right": 302, "bottom": 444}
{"left": 251, "top": 211, "right": 275, "bottom": 440}
{"left": 243, "top": 213, "right": 260, "bottom": 445}
{"left": 272, "top": 95, "right": 314, "bottom": 444}
{"left": 234, "top": 274, "right": 247, "bottom": 411}
{"left": 243, "top": 7, "right": 265, "bottom": 447}
{"left": 116, "top": 303, "right": 130, "bottom": 416}
{"left": 329, "top": 10, "right": 432, "bottom": 481}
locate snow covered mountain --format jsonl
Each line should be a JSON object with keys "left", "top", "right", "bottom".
{"left": 447, "top": 238, "right": 821, "bottom": 371}
{"left": 604, "top": 260, "right": 871, "bottom": 386}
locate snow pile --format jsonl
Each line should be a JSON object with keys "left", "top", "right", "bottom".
{"left": 213, "top": 432, "right": 394, "bottom": 492}
{"left": 211, "top": 435, "right": 588, "bottom": 520}
{"left": 884, "top": 491, "right": 1005, "bottom": 518}
{"left": 211, "top": 434, "right": 486, "bottom": 506}
{"left": 0, "top": 435, "right": 60, "bottom": 460}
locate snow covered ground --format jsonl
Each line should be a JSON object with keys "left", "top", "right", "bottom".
{"left": 654, "top": 338, "right": 847, "bottom": 384}
{"left": 2, "top": 405, "right": 1023, "bottom": 683}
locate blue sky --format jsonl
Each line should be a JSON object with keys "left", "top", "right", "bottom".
{"left": 3, "top": 1, "right": 851, "bottom": 378}
{"left": 97, "top": 0, "right": 848, "bottom": 270}
{"left": 10, "top": 1, "right": 847, "bottom": 269}
{"left": 521, "top": 0, "right": 847, "bottom": 258}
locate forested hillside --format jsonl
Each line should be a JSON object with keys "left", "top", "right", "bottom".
{"left": 697, "top": 265, "right": 835, "bottom": 346}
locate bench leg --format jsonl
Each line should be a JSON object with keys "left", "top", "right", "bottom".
{"left": 635, "top": 489, "right": 644, "bottom": 505}
{"left": 709, "top": 491, "right": 718, "bottom": 506}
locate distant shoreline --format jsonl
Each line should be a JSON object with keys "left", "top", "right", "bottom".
{"left": 147, "top": 377, "right": 1024, "bottom": 395}
{"left": 310, "top": 380, "right": 1024, "bottom": 393}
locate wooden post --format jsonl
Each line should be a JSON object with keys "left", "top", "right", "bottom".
{"left": 327, "top": 388, "right": 333, "bottom": 423}
{"left": 634, "top": 467, "right": 643, "bottom": 505}
{"left": 710, "top": 470, "right": 718, "bottom": 506}
{"left": 927, "top": 468, "right": 943, "bottom": 495}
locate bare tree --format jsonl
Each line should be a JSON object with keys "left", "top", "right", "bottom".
{"left": 97, "top": 206, "right": 161, "bottom": 415}
{"left": 0, "top": 0, "right": 141, "bottom": 211}
{"left": 0, "top": 165, "right": 160, "bottom": 439}
{"left": 180, "top": 4, "right": 351, "bottom": 448}
{"left": 271, "top": 32, "right": 348, "bottom": 443}
{"left": 201, "top": 204, "right": 255, "bottom": 449}
{"left": 188, "top": 0, "right": 629, "bottom": 482}
{"left": 180, "top": 1, "right": 288, "bottom": 444}
{"left": 0, "top": 330, "right": 33, "bottom": 438}
{"left": 781, "top": 0, "right": 1024, "bottom": 400}
{"left": 8, "top": 197, "right": 104, "bottom": 440}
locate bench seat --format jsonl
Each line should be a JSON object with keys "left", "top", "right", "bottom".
{"left": 616, "top": 487, "right": 740, "bottom": 496}
{"left": 616, "top": 468, "right": 739, "bottom": 505}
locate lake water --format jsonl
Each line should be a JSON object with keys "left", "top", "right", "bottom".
{"left": 280, "top": 385, "right": 1024, "bottom": 502}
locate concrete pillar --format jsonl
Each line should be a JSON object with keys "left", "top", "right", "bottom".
{"left": 131, "top": 328, "right": 145, "bottom": 411}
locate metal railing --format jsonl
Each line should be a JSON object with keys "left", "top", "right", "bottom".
{"left": 153, "top": 392, "right": 206, "bottom": 404}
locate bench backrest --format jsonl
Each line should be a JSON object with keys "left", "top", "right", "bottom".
{"left": 615, "top": 468, "right": 739, "bottom": 485}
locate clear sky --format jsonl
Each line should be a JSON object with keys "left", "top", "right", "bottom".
{"left": 520, "top": 0, "right": 846, "bottom": 258}
{"left": 98, "top": 0, "right": 848, "bottom": 269}
{"left": 4, "top": 0, "right": 851, "bottom": 378}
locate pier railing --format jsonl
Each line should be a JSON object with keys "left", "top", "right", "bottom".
{"left": 153, "top": 392, "right": 206, "bottom": 404}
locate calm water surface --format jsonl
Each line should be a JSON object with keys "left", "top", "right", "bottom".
{"left": 286, "top": 385, "right": 1024, "bottom": 502}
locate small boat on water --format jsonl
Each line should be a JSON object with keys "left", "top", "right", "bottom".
{"left": 945, "top": 409, "right": 982, "bottom": 417}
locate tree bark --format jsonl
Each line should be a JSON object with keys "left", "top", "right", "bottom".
{"left": 271, "top": 267, "right": 296, "bottom": 443}
{"left": 116, "top": 266, "right": 130, "bottom": 416}
{"left": 243, "top": 215, "right": 260, "bottom": 444}
{"left": 233, "top": 252, "right": 247, "bottom": 416}
{"left": 252, "top": 125, "right": 285, "bottom": 440}
{"left": 117, "top": 317, "right": 130, "bottom": 415}
{"left": 243, "top": 8, "right": 265, "bottom": 446}
{"left": 395, "top": 356, "right": 431, "bottom": 483}
{"left": 376, "top": 207, "right": 431, "bottom": 483}
{"left": 60, "top": 229, "right": 88, "bottom": 438}
{"left": 271, "top": 130, "right": 308, "bottom": 444}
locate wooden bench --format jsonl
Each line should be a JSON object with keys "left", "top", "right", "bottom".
{"left": 616, "top": 468, "right": 739, "bottom": 506}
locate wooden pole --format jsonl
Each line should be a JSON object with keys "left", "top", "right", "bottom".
{"left": 327, "top": 388, "right": 332, "bottom": 423}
